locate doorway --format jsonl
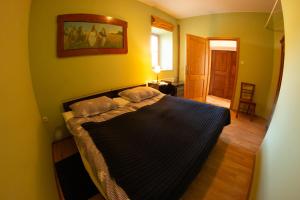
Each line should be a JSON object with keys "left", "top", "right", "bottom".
{"left": 207, "top": 39, "right": 239, "bottom": 108}
{"left": 185, "top": 36, "right": 239, "bottom": 109}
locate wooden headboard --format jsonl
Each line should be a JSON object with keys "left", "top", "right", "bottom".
{"left": 62, "top": 84, "right": 146, "bottom": 112}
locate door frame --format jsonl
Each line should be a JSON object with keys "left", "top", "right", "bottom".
{"left": 273, "top": 36, "right": 285, "bottom": 106}
{"left": 207, "top": 37, "right": 240, "bottom": 110}
{"left": 268, "top": 36, "right": 285, "bottom": 127}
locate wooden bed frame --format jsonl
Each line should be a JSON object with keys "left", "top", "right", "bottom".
{"left": 62, "top": 84, "right": 146, "bottom": 112}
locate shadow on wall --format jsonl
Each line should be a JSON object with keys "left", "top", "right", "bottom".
{"left": 35, "top": 122, "right": 59, "bottom": 198}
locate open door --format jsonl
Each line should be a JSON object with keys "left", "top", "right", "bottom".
{"left": 268, "top": 36, "right": 285, "bottom": 128}
{"left": 185, "top": 35, "right": 208, "bottom": 102}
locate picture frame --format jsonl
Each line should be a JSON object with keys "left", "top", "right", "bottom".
{"left": 57, "top": 14, "right": 128, "bottom": 57}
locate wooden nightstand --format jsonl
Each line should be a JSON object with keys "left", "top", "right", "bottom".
{"left": 148, "top": 81, "right": 176, "bottom": 96}
{"left": 148, "top": 81, "right": 184, "bottom": 97}
{"left": 172, "top": 81, "right": 184, "bottom": 97}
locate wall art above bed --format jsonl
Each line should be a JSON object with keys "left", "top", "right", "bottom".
{"left": 57, "top": 14, "right": 128, "bottom": 57}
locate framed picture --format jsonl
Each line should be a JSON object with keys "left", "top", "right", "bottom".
{"left": 57, "top": 14, "right": 128, "bottom": 57}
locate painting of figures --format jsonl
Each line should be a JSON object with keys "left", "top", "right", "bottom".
{"left": 57, "top": 14, "right": 128, "bottom": 57}
{"left": 64, "top": 22, "right": 123, "bottom": 50}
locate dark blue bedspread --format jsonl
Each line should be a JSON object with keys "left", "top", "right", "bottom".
{"left": 82, "top": 95, "right": 230, "bottom": 200}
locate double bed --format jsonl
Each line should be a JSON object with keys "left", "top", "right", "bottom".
{"left": 62, "top": 85, "right": 230, "bottom": 200}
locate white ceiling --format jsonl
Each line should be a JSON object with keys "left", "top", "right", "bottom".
{"left": 138, "top": 0, "right": 277, "bottom": 19}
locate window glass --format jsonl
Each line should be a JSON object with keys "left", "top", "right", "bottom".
{"left": 151, "top": 34, "right": 159, "bottom": 67}
{"left": 210, "top": 40, "right": 237, "bottom": 51}
{"left": 151, "top": 27, "right": 173, "bottom": 71}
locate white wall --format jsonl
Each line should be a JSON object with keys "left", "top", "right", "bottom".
{"left": 250, "top": 0, "right": 300, "bottom": 199}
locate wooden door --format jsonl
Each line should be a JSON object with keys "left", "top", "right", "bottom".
{"left": 268, "top": 36, "right": 285, "bottom": 128}
{"left": 209, "top": 50, "right": 236, "bottom": 99}
{"left": 185, "top": 35, "right": 208, "bottom": 101}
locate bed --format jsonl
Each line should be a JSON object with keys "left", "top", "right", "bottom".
{"left": 62, "top": 85, "right": 230, "bottom": 200}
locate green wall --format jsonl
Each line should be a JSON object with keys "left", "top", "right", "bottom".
{"left": 29, "top": 0, "right": 178, "bottom": 140}
{"left": 0, "top": 0, "right": 58, "bottom": 199}
{"left": 251, "top": 0, "right": 300, "bottom": 199}
{"left": 179, "top": 13, "right": 274, "bottom": 118}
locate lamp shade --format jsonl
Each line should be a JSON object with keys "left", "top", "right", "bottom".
{"left": 153, "top": 65, "right": 161, "bottom": 74}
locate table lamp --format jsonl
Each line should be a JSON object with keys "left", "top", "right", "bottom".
{"left": 153, "top": 65, "right": 161, "bottom": 83}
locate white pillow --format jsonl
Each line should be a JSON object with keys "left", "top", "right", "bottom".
{"left": 62, "top": 111, "right": 75, "bottom": 122}
{"left": 113, "top": 97, "right": 130, "bottom": 107}
{"left": 118, "top": 86, "right": 161, "bottom": 103}
{"left": 70, "top": 96, "right": 118, "bottom": 117}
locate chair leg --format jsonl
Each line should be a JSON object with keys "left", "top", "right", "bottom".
{"left": 246, "top": 103, "right": 250, "bottom": 114}
{"left": 250, "top": 104, "right": 256, "bottom": 121}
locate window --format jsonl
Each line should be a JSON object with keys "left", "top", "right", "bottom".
{"left": 151, "top": 34, "right": 159, "bottom": 67}
{"left": 210, "top": 40, "right": 237, "bottom": 51}
{"left": 151, "top": 27, "right": 173, "bottom": 71}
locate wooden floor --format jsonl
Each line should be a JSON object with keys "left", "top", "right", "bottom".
{"left": 206, "top": 95, "right": 231, "bottom": 108}
{"left": 53, "top": 111, "right": 266, "bottom": 200}
{"left": 181, "top": 111, "right": 266, "bottom": 200}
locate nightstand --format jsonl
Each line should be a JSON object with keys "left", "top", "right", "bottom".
{"left": 148, "top": 81, "right": 175, "bottom": 95}
{"left": 172, "top": 81, "right": 184, "bottom": 97}
{"left": 148, "top": 81, "right": 184, "bottom": 97}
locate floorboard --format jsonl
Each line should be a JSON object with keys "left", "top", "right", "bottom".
{"left": 181, "top": 111, "right": 266, "bottom": 200}
{"left": 206, "top": 95, "right": 231, "bottom": 108}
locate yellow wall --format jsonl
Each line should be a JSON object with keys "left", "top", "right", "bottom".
{"left": 179, "top": 13, "right": 274, "bottom": 118}
{"left": 29, "top": 0, "right": 178, "bottom": 140}
{"left": 250, "top": 0, "right": 300, "bottom": 199}
{"left": 0, "top": 0, "right": 58, "bottom": 199}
